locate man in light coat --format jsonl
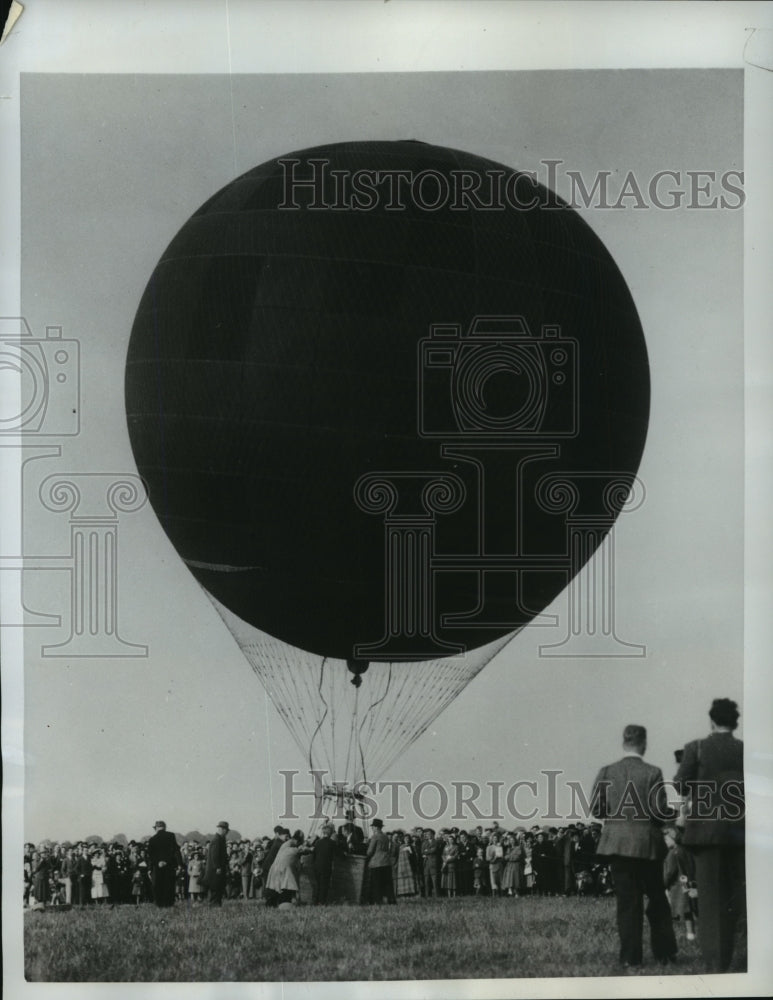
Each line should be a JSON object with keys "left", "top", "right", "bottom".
{"left": 592, "top": 724, "right": 677, "bottom": 969}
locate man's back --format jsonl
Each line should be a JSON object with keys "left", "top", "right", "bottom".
{"left": 590, "top": 725, "right": 678, "bottom": 968}
{"left": 149, "top": 829, "right": 178, "bottom": 864}
{"left": 593, "top": 755, "right": 668, "bottom": 860}
{"left": 313, "top": 836, "right": 337, "bottom": 866}
{"left": 367, "top": 830, "right": 391, "bottom": 868}
{"left": 209, "top": 833, "right": 227, "bottom": 868}
{"left": 675, "top": 730, "right": 744, "bottom": 847}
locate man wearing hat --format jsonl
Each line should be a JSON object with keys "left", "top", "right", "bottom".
{"left": 147, "top": 820, "right": 183, "bottom": 908}
{"left": 73, "top": 843, "right": 93, "bottom": 907}
{"left": 592, "top": 724, "right": 677, "bottom": 969}
{"left": 203, "top": 821, "right": 230, "bottom": 906}
{"left": 366, "top": 819, "right": 396, "bottom": 904}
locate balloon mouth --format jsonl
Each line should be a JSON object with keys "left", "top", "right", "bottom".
{"left": 346, "top": 658, "right": 369, "bottom": 688}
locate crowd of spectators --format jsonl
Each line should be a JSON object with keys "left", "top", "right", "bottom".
{"left": 347, "top": 822, "right": 614, "bottom": 900}
{"left": 23, "top": 817, "right": 703, "bottom": 936}
{"left": 24, "top": 820, "right": 620, "bottom": 908}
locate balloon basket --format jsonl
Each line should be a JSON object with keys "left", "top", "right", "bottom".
{"left": 298, "top": 852, "right": 368, "bottom": 905}
{"left": 331, "top": 854, "right": 369, "bottom": 905}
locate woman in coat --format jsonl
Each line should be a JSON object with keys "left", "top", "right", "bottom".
{"left": 502, "top": 834, "right": 524, "bottom": 897}
{"left": 90, "top": 849, "right": 110, "bottom": 903}
{"left": 395, "top": 833, "right": 419, "bottom": 898}
{"left": 486, "top": 832, "right": 504, "bottom": 898}
{"left": 441, "top": 835, "right": 459, "bottom": 898}
{"left": 265, "top": 834, "right": 301, "bottom": 906}
{"left": 31, "top": 851, "right": 51, "bottom": 907}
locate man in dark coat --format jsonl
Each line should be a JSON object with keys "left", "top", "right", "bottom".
{"left": 366, "top": 819, "right": 396, "bottom": 904}
{"left": 339, "top": 813, "right": 366, "bottom": 855}
{"left": 74, "top": 845, "right": 93, "bottom": 907}
{"left": 674, "top": 698, "right": 745, "bottom": 972}
{"left": 556, "top": 826, "right": 574, "bottom": 895}
{"left": 312, "top": 824, "right": 339, "bottom": 904}
{"left": 147, "top": 820, "right": 183, "bottom": 908}
{"left": 421, "top": 828, "right": 442, "bottom": 898}
{"left": 203, "top": 821, "right": 230, "bottom": 906}
{"left": 592, "top": 724, "right": 677, "bottom": 969}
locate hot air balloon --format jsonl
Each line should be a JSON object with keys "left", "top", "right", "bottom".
{"left": 125, "top": 140, "right": 649, "bottom": 829}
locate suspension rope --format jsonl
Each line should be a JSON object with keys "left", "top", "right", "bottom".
{"left": 308, "top": 657, "right": 330, "bottom": 776}
{"left": 227, "top": 616, "right": 515, "bottom": 797}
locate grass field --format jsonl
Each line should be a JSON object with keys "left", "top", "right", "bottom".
{"left": 23, "top": 895, "right": 747, "bottom": 982}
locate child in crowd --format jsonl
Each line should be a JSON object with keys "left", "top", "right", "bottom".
{"left": 663, "top": 826, "right": 697, "bottom": 941}
{"left": 523, "top": 843, "right": 535, "bottom": 896}
{"left": 131, "top": 866, "right": 145, "bottom": 904}
{"left": 472, "top": 848, "right": 487, "bottom": 895}
{"left": 187, "top": 850, "right": 203, "bottom": 902}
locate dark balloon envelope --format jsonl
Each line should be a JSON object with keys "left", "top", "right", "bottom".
{"left": 125, "top": 140, "right": 649, "bottom": 662}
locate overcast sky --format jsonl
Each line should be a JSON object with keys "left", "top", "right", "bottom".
{"left": 16, "top": 67, "right": 747, "bottom": 844}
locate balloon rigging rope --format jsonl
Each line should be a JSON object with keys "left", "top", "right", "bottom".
{"left": 248, "top": 651, "right": 306, "bottom": 759}
{"left": 365, "top": 644, "right": 510, "bottom": 781}
{"left": 307, "top": 657, "right": 330, "bottom": 777}
{"left": 353, "top": 683, "right": 363, "bottom": 787}
{"left": 326, "top": 662, "right": 337, "bottom": 781}
{"left": 366, "top": 661, "right": 455, "bottom": 777}
{"left": 241, "top": 631, "right": 513, "bottom": 799}
{"left": 247, "top": 640, "right": 325, "bottom": 775}
{"left": 355, "top": 663, "right": 393, "bottom": 787}
{"left": 357, "top": 663, "right": 393, "bottom": 755}
{"left": 391, "top": 638, "right": 514, "bottom": 770}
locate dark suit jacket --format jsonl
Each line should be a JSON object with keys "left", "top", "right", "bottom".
{"left": 203, "top": 833, "right": 228, "bottom": 889}
{"left": 312, "top": 836, "right": 338, "bottom": 870}
{"left": 592, "top": 755, "right": 669, "bottom": 860}
{"left": 340, "top": 823, "right": 365, "bottom": 855}
{"left": 421, "top": 836, "right": 442, "bottom": 872}
{"left": 674, "top": 731, "right": 744, "bottom": 847}
{"left": 147, "top": 830, "right": 182, "bottom": 870}
{"left": 76, "top": 854, "right": 93, "bottom": 886}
